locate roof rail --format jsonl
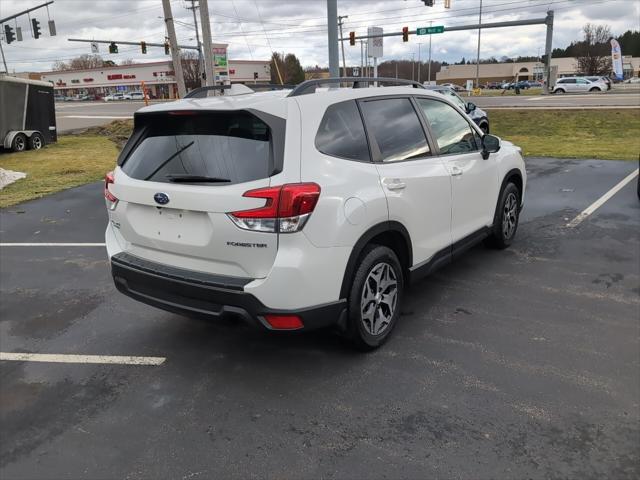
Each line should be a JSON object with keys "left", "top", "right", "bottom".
{"left": 287, "top": 77, "right": 425, "bottom": 97}
{"left": 184, "top": 83, "right": 294, "bottom": 99}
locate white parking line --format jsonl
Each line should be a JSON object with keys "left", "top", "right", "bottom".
{"left": 61, "top": 115, "right": 133, "bottom": 119}
{"left": 0, "top": 352, "right": 165, "bottom": 365}
{"left": 0, "top": 243, "right": 105, "bottom": 246}
{"left": 567, "top": 168, "right": 639, "bottom": 228}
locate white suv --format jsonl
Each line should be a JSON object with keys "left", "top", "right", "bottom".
{"left": 105, "top": 79, "right": 526, "bottom": 349}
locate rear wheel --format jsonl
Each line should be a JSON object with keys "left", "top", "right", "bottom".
{"left": 11, "top": 133, "right": 27, "bottom": 152}
{"left": 589, "top": 87, "right": 599, "bottom": 92}
{"left": 347, "top": 245, "right": 403, "bottom": 350}
{"left": 479, "top": 122, "right": 489, "bottom": 134}
{"left": 486, "top": 182, "right": 521, "bottom": 249}
{"left": 554, "top": 88, "right": 565, "bottom": 94}
{"left": 28, "top": 132, "right": 44, "bottom": 150}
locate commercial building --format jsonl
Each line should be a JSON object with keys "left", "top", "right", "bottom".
{"left": 436, "top": 55, "right": 640, "bottom": 85}
{"left": 39, "top": 58, "right": 271, "bottom": 99}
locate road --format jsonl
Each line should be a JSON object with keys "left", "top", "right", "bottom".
{"left": 55, "top": 91, "right": 640, "bottom": 132}
{"left": 1, "top": 158, "right": 639, "bottom": 479}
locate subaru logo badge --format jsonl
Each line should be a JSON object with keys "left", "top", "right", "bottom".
{"left": 154, "top": 192, "right": 170, "bottom": 205}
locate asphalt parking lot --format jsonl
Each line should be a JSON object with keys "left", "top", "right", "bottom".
{"left": 1, "top": 157, "right": 638, "bottom": 479}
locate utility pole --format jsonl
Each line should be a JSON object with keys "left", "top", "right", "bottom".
{"left": 186, "top": 0, "right": 204, "bottom": 86}
{"left": 360, "top": 40, "right": 364, "bottom": 77}
{"left": 338, "top": 15, "right": 348, "bottom": 77}
{"left": 0, "top": 41, "right": 7, "bottom": 73}
{"left": 161, "top": 0, "right": 186, "bottom": 97}
{"left": 327, "top": 0, "right": 339, "bottom": 78}
{"left": 543, "top": 10, "right": 554, "bottom": 94}
{"left": 198, "top": 0, "right": 215, "bottom": 87}
{"left": 475, "top": 0, "right": 483, "bottom": 88}
{"left": 411, "top": 53, "right": 415, "bottom": 81}
{"left": 428, "top": 20, "right": 433, "bottom": 85}
{"left": 417, "top": 43, "right": 423, "bottom": 83}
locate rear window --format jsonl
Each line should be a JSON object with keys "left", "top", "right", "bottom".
{"left": 120, "top": 111, "right": 281, "bottom": 185}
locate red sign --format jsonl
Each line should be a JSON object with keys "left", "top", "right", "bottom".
{"left": 123, "top": 74, "right": 136, "bottom": 79}
{"left": 107, "top": 74, "right": 123, "bottom": 80}
{"left": 229, "top": 69, "right": 236, "bottom": 75}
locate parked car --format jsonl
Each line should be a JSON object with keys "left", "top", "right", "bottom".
{"left": 129, "top": 92, "right": 145, "bottom": 101}
{"left": 104, "top": 93, "right": 125, "bottom": 101}
{"left": 424, "top": 85, "right": 490, "bottom": 133}
{"left": 623, "top": 77, "right": 640, "bottom": 84}
{"left": 441, "top": 82, "right": 466, "bottom": 92}
{"left": 485, "top": 81, "right": 502, "bottom": 89}
{"left": 54, "top": 94, "right": 68, "bottom": 102}
{"left": 585, "top": 76, "right": 611, "bottom": 90}
{"left": 527, "top": 81, "right": 543, "bottom": 88}
{"left": 104, "top": 79, "right": 526, "bottom": 349}
{"left": 500, "top": 81, "right": 513, "bottom": 89}
{"left": 552, "top": 76, "right": 607, "bottom": 93}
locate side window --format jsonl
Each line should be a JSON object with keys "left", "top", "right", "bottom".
{"left": 416, "top": 98, "right": 480, "bottom": 155}
{"left": 359, "top": 98, "right": 430, "bottom": 162}
{"left": 565, "top": 78, "right": 577, "bottom": 84}
{"left": 315, "top": 100, "right": 370, "bottom": 161}
{"left": 444, "top": 90, "right": 467, "bottom": 111}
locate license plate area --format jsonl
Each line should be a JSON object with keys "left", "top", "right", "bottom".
{"left": 126, "top": 204, "right": 213, "bottom": 246}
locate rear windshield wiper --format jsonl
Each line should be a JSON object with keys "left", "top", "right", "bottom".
{"left": 144, "top": 141, "right": 195, "bottom": 180}
{"left": 166, "top": 174, "right": 231, "bottom": 183}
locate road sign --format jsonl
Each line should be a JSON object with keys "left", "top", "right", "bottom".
{"left": 417, "top": 25, "right": 445, "bottom": 35}
{"left": 367, "top": 26, "right": 383, "bottom": 58}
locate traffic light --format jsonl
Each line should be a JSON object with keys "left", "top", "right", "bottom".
{"left": 141, "top": 41, "right": 147, "bottom": 54}
{"left": 349, "top": 31, "right": 355, "bottom": 46}
{"left": 109, "top": 42, "right": 118, "bottom": 54}
{"left": 4, "top": 25, "right": 15, "bottom": 44}
{"left": 32, "top": 18, "right": 41, "bottom": 39}
{"left": 540, "top": 54, "right": 548, "bottom": 64}
{"left": 253, "top": 72, "right": 258, "bottom": 80}
{"left": 423, "top": 0, "right": 435, "bottom": 6}
{"left": 164, "top": 42, "right": 170, "bottom": 55}
{"left": 402, "top": 26, "right": 409, "bottom": 42}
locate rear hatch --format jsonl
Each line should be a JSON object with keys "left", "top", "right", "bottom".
{"left": 109, "top": 109, "right": 286, "bottom": 279}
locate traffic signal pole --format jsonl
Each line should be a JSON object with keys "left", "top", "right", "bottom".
{"left": 162, "top": 0, "right": 186, "bottom": 98}
{"left": 0, "top": 40, "right": 7, "bottom": 73}
{"left": 327, "top": 0, "right": 339, "bottom": 79}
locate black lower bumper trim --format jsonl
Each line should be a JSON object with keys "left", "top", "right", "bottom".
{"left": 111, "top": 253, "right": 345, "bottom": 331}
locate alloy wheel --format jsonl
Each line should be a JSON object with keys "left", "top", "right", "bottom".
{"left": 360, "top": 262, "right": 398, "bottom": 336}
{"left": 502, "top": 192, "right": 518, "bottom": 239}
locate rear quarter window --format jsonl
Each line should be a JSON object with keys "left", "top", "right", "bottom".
{"left": 315, "top": 100, "right": 371, "bottom": 162}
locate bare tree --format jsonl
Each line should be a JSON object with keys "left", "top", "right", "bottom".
{"left": 51, "top": 54, "right": 106, "bottom": 71}
{"left": 120, "top": 58, "right": 137, "bottom": 66}
{"left": 180, "top": 51, "right": 201, "bottom": 91}
{"left": 576, "top": 23, "right": 612, "bottom": 75}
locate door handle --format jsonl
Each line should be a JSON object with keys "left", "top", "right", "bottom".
{"left": 384, "top": 179, "right": 406, "bottom": 191}
{"left": 451, "top": 166, "right": 463, "bottom": 177}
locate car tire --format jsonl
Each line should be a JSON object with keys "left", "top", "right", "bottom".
{"left": 28, "top": 132, "right": 44, "bottom": 150}
{"left": 589, "top": 87, "right": 599, "bottom": 92}
{"left": 346, "top": 244, "right": 404, "bottom": 351}
{"left": 485, "top": 182, "right": 521, "bottom": 250}
{"left": 479, "top": 122, "right": 490, "bottom": 134}
{"left": 554, "top": 88, "right": 565, "bottom": 94}
{"left": 11, "top": 133, "right": 27, "bottom": 152}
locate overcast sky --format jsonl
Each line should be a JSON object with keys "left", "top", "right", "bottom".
{"left": 1, "top": 0, "right": 638, "bottom": 72}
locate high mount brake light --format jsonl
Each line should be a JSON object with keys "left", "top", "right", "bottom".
{"left": 104, "top": 171, "right": 118, "bottom": 208}
{"left": 228, "top": 183, "right": 321, "bottom": 233}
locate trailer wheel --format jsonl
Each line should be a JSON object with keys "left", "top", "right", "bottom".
{"left": 28, "top": 132, "right": 45, "bottom": 150}
{"left": 11, "top": 133, "right": 27, "bottom": 152}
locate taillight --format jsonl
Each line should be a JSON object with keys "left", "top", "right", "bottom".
{"left": 228, "top": 183, "right": 320, "bottom": 233}
{"left": 104, "top": 171, "right": 118, "bottom": 209}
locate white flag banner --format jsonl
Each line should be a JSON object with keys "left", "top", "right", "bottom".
{"left": 610, "top": 39, "right": 623, "bottom": 80}
{"left": 91, "top": 42, "right": 99, "bottom": 53}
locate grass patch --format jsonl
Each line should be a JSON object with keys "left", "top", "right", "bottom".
{"left": 0, "top": 135, "right": 118, "bottom": 208}
{"left": 83, "top": 119, "right": 133, "bottom": 149}
{"left": 488, "top": 109, "right": 640, "bottom": 160}
{"left": 471, "top": 88, "right": 544, "bottom": 97}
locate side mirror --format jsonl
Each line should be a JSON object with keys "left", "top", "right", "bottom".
{"left": 481, "top": 134, "right": 500, "bottom": 160}
{"left": 466, "top": 102, "right": 476, "bottom": 113}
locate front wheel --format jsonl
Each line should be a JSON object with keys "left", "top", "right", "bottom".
{"left": 347, "top": 245, "right": 404, "bottom": 350}
{"left": 554, "top": 88, "right": 565, "bottom": 94}
{"left": 589, "top": 87, "right": 599, "bottom": 92}
{"left": 486, "top": 182, "right": 521, "bottom": 249}
{"left": 11, "top": 133, "right": 27, "bottom": 152}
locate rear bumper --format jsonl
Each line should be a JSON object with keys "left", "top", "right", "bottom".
{"left": 110, "top": 252, "right": 346, "bottom": 331}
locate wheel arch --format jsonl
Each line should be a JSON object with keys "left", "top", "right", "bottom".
{"left": 500, "top": 168, "right": 524, "bottom": 206}
{"left": 339, "top": 221, "right": 413, "bottom": 299}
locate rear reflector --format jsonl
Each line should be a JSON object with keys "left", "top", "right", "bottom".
{"left": 264, "top": 314, "right": 304, "bottom": 330}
